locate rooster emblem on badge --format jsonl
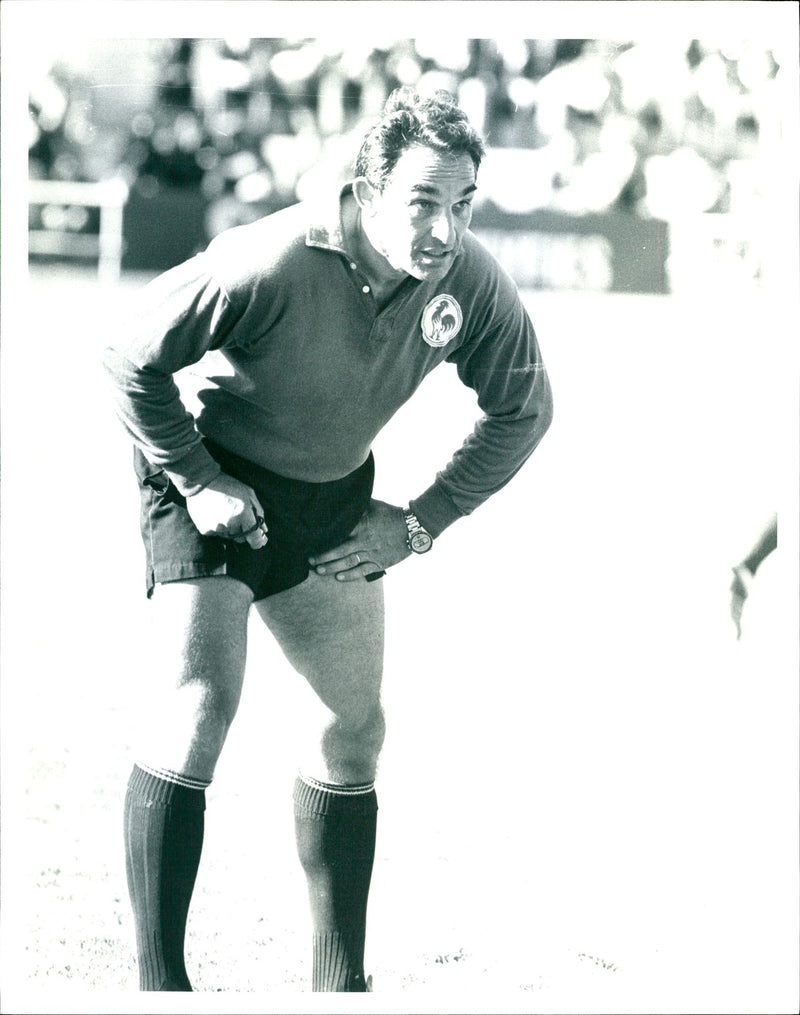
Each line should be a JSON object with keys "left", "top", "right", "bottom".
{"left": 421, "top": 294, "right": 463, "bottom": 348}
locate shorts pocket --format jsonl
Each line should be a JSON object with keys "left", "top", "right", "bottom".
{"left": 134, "top": 448, "right": 171, "bottom": 495}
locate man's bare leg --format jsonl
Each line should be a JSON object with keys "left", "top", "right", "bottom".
{"left": 124, "top": 577, "right": 252, "bottom": 990}
{"left": 256, "top": 572, "right": 385, "bottom": 991}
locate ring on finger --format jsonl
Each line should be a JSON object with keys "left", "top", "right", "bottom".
{"left": 241, "top": 516, "right": 267, "bottom": 537}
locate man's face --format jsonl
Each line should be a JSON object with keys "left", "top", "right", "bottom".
{"left": 360, "top": 145, "right": 477, "bottom": 283}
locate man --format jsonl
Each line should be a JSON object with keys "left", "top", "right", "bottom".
{"left": 730, "top": 512, "right": 778, "bottom": 639}
{"left": 104, "top": 87, "right": 553, "bottom": 993}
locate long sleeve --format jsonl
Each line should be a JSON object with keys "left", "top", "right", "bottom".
{"left": 409, "top": 295, "right": 553, "bottom": 537}
{"left": 102, "top": 254, "right": 240, "bottom": 495}
{"left": 102, "top": 199, "right": 552, "bottom": 510}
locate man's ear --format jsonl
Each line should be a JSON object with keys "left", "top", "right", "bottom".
{"left": 352, "top": 177, "right": 377, "bottom": 210}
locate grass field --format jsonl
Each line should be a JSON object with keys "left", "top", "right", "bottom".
{"left": 1, "top": 266, "right": 798, "bottom": 1014}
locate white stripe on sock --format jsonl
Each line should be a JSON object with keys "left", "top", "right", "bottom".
{"left": 137, "top": 761, "right": 210, "bottom": 791}
{"left": 298, "top": 772, "right": 375, "bottom": 795}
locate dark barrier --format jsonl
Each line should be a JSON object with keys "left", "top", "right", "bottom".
{"left": 122, "top": 186, "right": 209, "bottom": 273}
{"left": 117, "top": 191, "right": 670, "bottom": 292}
{"left": 470, "top": 204, "right": 670, "bottom": 294}
{"left": 42, "top": 187, "right": 758, "bottom": 295}
{"left": 116, "top": 183, "right": 670, "bottom": 290}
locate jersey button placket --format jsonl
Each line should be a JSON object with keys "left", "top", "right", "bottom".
{"left": 345, "top": 257, "right": 372, "bottom": 300}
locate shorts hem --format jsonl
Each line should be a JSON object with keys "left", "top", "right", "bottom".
{"left": 147, "top": 562, "right": 230, "bottom": 597}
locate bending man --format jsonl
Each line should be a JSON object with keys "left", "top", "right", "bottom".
{"left": 104, "top": 87, "right": 553, "bottom": 992}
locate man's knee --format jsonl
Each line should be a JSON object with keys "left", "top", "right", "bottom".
{"left": 320, "top": 703, "right": 386, "bottom": 781}
{"left": 357, "top": 701, "right": 386, "bottom": 749}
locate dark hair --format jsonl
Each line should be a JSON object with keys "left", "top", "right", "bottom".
{"left": 354, "top": 87, "right": 486, "bottom": 191}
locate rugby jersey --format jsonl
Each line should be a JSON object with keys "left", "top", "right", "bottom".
{"left": 103, "top": 185, "right": 552, "bottom": 538}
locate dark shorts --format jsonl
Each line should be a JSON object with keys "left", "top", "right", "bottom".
{"left": 135, "top": 439, "right": 374, "bottom": 601}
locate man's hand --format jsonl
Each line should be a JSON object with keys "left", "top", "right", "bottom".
{"left": 309, "top": 499, "right": 411, "bottom": 581}
{"left": 185, "top": 473, "right": 268, "bottom": 549}
{"left": 730, "top": 563, "right": 753, "bottom": 640}
{"left": 729, "top": 513, "right": 777, "bottom": 640}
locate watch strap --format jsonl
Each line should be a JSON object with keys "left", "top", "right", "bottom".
{"left": 403, "top": 509, "right": 433, "bottom": 553}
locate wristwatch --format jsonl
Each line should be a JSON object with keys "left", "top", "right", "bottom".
{"left": 403, "top": 509, "right": 433, "bottom": 554}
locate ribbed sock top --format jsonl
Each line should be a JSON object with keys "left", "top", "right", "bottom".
{"left": 128, "top": 764, "right": 208, "bottom": 811}
{"left": 293, "top": 774, "right": 378, "bottom": 817}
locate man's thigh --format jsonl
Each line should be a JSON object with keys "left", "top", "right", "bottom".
{"left": 149, "top": 576, "right": 254, "bottom": 690}
{"left": 135, "top": 577, "right": 254, "bottom": 777}
{"left": 254, "top": 571, "right": 384, "bottom": 724}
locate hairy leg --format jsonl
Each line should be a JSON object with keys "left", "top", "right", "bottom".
{"left": 255, "top": 572, "right": 385, "bottom": 991}
{"left": 124, "top": 576, "right": 252, "bottom": 990}
{"left": 254, "top": 570, "right": 385, "bottom": 782}
{"left": 138, "top": 576, "right": 253, "bottom": 780}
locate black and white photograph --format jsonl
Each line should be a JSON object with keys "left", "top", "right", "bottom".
{"left": 1, "top": 2, "right": 798, "bottom": 1013}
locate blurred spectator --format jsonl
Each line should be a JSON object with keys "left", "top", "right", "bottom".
{"left": 29, "top": 35, "right": 783, "bottom": 254}
{"left": 534, "top": 42, "right": 639, "bottom": 214}
{"left": 28, "top": 70, "right": 70, "bottom": 180}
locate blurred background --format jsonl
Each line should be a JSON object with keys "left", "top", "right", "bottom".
{"left": 28, "top": 34, "right": 788, "bottom": 291}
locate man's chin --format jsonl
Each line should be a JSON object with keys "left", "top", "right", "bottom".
{"left": 410, "top": 258, "right": 454, "bottom": 282}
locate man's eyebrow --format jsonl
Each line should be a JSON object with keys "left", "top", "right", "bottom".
{"left": 410, "top": 183, "right": 478, "bottom": 197}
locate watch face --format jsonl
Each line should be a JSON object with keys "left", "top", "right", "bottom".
{"left": 410, "top": 530, "right": 433, "bottom": 553}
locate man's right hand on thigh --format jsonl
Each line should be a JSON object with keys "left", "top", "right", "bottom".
{"left": 185, "top": 473, "right": 269, "bottom": 549}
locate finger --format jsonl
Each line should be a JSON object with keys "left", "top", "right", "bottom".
{"left": 335, "top": 565, "right": 372, "bottom": 582}
{"left": 238, "top": 514, "right": 267, "bottom": 538}
{"left": 243, "top": 523, "right": 268, "bottom": 550}
{"left": 243, "top": 512, "right": 268, "bottom": 549}
{"left": 333, "top": 558, "right": 384, "bottom": 583}
{"left": 311, "top": 549, "right": 364, "bottom": 576}
{"left": 227, "top": 493, "right": 266, "bottom": 541}
{"left": 731, "top": 600, "right": 743, "bottom": 639}
{"left": 309, "top": 541, "right": 356, "bottom": 568}
{"left": 231, "top": 512, "right": 268, "bottom": 548}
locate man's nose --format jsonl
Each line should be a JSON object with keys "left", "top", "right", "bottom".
{"left": 430, "top": 211, "right": 455, "bottom": 247}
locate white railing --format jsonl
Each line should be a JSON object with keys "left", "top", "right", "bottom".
{"left": 28, "top": 178, "right": 129, "bottom": 283}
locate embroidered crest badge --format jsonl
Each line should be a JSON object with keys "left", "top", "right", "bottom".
{"left": 420, "top": 294, "right": 463, "bottom": 348}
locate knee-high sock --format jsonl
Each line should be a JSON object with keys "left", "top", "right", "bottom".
{"left": 123, "top": 763, "right": 208, "bottom": 991}
{"left": 293, "top": 775, "right": 378, "bottom": 992}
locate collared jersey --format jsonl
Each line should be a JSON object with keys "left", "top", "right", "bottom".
{"left": 103, "top": 185, "right": 552, "bottom": 537}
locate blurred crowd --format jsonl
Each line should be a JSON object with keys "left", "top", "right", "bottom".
{"left": 29, "top": 36, "right": 783, "bottom": 239}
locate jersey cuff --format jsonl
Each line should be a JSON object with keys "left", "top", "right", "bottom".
{"left": 408, "top": 484, "right": 465, "bottom": 540}
{"left": 164, "top": 442, "right": 223, "bottom": 497}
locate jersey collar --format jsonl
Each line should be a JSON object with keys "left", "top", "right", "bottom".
{"left": 305, "top": 183, "right": 354, "bottom": 256}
